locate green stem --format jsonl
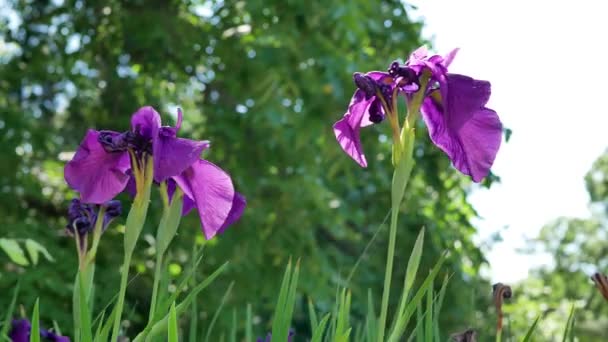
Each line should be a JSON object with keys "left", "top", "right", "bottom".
{"left": 86, "top": 207, "right": 106, "bottom": 263}
{"left": 377, "top": 199, "right": 401, "bottom": 342}
{"left": 148, "top": 253, "right": 163, "bottom": 323}
{"left": 111, "top": 252, "right": 132, "bottom": 341}
{"left": 377, "top": 125, "right": 417, "bottom": 342}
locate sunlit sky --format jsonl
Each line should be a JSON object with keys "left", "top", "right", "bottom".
{"left": 410, "top": 0, "right": 608, "bottom": 283}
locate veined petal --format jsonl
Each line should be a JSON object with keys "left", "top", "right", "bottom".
{"left": 217, "top": 192, "right": 246, "bottom": 234}
{"left": 153, "top": 134, "right": 209, "bottom": 182}
{"left": 333, "top": 89, "right": 374, "bottom": 167}
{"left": 64, "top": 130, "right": 130, "bottom": 203}
{"left": 130, "top": 106, "right": 161, "bottom": 140}
{"left": 173, "top": 160, "right": 240, "bottom": 239}
{"left": 421, "top": 74, "right": 502, "bottom": 182}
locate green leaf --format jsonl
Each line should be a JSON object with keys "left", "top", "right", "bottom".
{"left": 93, "top": 310, "right": 105, "bottom": 341}
{"left": 24, "top": 239, "right": 55, "bottom": 265}
{"left": 245, "top": 304, "right": 252, "bottom": 342}
{"left": 1, "top": 281, "right": 19, "bottom": 338}
{"left": 394, "top": 227, "right": 425, "bottom": 327}
{"left": 204, "top": 282, "right": 234, "bottom": 342}
{"left": 30, "top": 298, "right": 39, "bottom": 342}
{"left": 310, "top": 313, "right": 330, "bottom": 342}
{"left": 307, "top": 298, "right": 318, "bottom": 333}
{"left": 562, "top": 304, "right": 576, "bottom": 342}
{"left": 78, "top": 272, "right": 93, "bottom": 342}
{"left": 133, "top": 262, "right": 229, "bottom": 342}
{"left": 388, "top": 252, "right": 447, "bottom": 342}
{"left": 230, "top": 309, "right": 236, "bottom": 342}
{"left": 155, "top": 248, "right": 206, "bottom": 323}
{"left": 0, "top": 238, "right": 29, "bottom": 266}
{"left": 424, "top": 278, "right": 433, "bottom": 342}
{"left": 365, "top": 289, "right": 377, "bottom": 342}
{"left": 521, "top": 315, "right": 541, "bottom": 342}
{"left": 168, "top": 302, "right": 178, "bottom": 342}
{"left": 270, "top": 259, "right": 300, "bottom": 342}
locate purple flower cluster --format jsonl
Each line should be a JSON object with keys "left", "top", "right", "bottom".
{"left": 334, "top": 46, "right": 502, "bottom": 182}
{"left": 9, "top": 319, "right": 70, "bottom": 342}
{"left": 64, "top": 106, "right": 245, "bottom": 239}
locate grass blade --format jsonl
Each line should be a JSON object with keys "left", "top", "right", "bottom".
{"left": 246, "top": 304, "right": 253, "bottom": 342}
{"left": 204, "top": 282, "right": 234, "bottom": 342}
{"left": 168, "top": 302, "right": 179, "bottom": 342}
{"left": 388, "top": 252, "right": 447, "bottom": 342}
{"left": 271, "top": 259, "right": 300, "bottom": 342}
{"left": 424, "top": 278, "right": 433, "bottom": 341}
{"left": 394, "top": 228, "right": 425, "bottom": 328}
{"left": 1, "top": 281, "right": 20, "bottom": 338}
{"left": 134, "top": 262, "right": 228, "bottom": 342}
{"left": 230, "top": 308, "right": 236, "bottom": 342}
{"left": 562, "top": 304, "right": 576, "bottom": 341}
{"left": 366, "top": 289, "right": 377, "bottom": 342}
{"left": 521, "top": 315, "right": 541, "bottom": 342}
{"left": 29, "top": 299, "right": 40, "bottom": 342}
{"left": 311, "top": 314, "right": 331, "bottom": 342}
{"left": 308, "top": 298, "right": 319, "bottom": 332}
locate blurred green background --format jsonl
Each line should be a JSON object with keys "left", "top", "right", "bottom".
{"left": 1, "top": 0, "right": 606, "bottom": 340}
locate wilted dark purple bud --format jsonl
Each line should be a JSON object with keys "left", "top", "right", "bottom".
{"left": 388, "top": 61, "right": 419, "bottom": 92}
{"left": 66, "top": 198, "right": 122, "bottom": 235}
{"left": 369, "top": 98, "right": 385, "bottom": 123}
{"left": 67, "top": 198, "right": 96, "bottom": 236}
{"left": 9, "top": 319, "right": 70, "bottom": 342}
{"left": 353, "top": 72, "right": 377, "bottom": 99}
{"left": 104, "top": 200, "right": 122, "bottom": 219}
{"left": 98, "top": 130, "right": 129, "bottom": 153}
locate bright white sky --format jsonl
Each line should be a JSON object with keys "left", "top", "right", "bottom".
{"left": 409, "top": 0, "right": 608, "bottom": 283}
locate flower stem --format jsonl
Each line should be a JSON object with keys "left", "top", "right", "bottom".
{"left": 148, "top": 253, "right": 163, "bottom": 324}
{"left": 377, "top": 198, "right": 401, "bottom": 342}
{"left": 111, "top": 252, "right": 132, "bottom": 341}
{"left": 111, "top": 155, "right": 153, "bottom": 341}
{"left": 377, "top": 126, "right": 416, "bottom": 342}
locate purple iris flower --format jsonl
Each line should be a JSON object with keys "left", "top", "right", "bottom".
{"left": 65, "top": 106, "right": 245, "bottom": 239}
{"left": 333, "top": 46, "right": 502, "bottom": 182}
{"left": 406, "top": 46, "right": 502, "bottom": 182}
{"left": 9, "top": 319, "right": 70, "bottom": 342}
{"left": 65, "top": 106, "right": 207, "bottom": 203}
{"left": 333, "top": 70, "right": 417, "bottom": 168}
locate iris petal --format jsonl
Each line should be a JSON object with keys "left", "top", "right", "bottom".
{"left": 64, "top": 130, "right": 130, "bottom": 203}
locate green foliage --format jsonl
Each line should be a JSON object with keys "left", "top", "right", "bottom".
{"left": 0, "top": 0, "right": 497, "bottom": 338}
{"left": 30, "top": 299, "right": 40, "bottom": 342}
{"left": 506, "top": 149, "right": 608, "bottom": 340}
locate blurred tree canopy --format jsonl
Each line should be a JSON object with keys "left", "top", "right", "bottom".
{"left": 506, "top": 150, "right": 608, "bottom": 341}
{"left": 0, "top": 0, "right": 501, "bottom": 338}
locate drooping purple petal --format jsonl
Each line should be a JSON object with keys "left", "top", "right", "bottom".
{"left": 421, "top": 74, "right": 501, "bottom": 182}
{"left": 333, "top": 90, "right": 374, "bottom": 167}
{"left": 173, "top": 160, "right": 242, "bottom": 239}
{"left": 9, "top": 319, "right": 70, "bottom": 342}
{"left": 130, "top": 106, "right": 161, "bottom": 141}
{"left": 65, "top": 130, "right": 131, "bottom": 204}
{"left": 153, "top": 132, "right": 209, "bottom": 182}
{"left": 166, "top": 179, "right": 196, "bottom": 215}
{"left": 217, "top": 192, "right": 246, "bottom": 234}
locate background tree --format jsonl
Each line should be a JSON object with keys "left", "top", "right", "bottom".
{"left": 506, "top": 150, "right": 608, "bottom": 341}
{"left": 0, "top": 0, "right": 500, "bottom": 338}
